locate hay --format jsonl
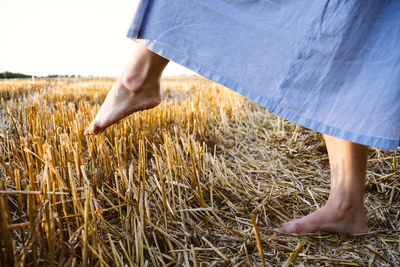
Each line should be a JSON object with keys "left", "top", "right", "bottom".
{"left": 0, "top": 77, "right": 399, "bottom": 266}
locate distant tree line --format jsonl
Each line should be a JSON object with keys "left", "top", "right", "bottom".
{"left": 1, "top": 71, "right": 31, "bottom": 79}
{"left": 0, "top": 71, "right": 85, "bottom": 79}
{"left": 45, "top": 74, "right": 84, "bottom": 78}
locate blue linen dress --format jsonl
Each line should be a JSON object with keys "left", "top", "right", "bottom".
{"left": 127, "top": 0, "right": 400, "bottom": 150}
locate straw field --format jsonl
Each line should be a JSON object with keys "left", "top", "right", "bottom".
{"left": 0, "top": 77, "right": 399, "bottom": 266}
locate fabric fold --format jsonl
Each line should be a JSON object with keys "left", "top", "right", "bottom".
{"left": 127, "top": 0, "right": 400, "bottom": 150}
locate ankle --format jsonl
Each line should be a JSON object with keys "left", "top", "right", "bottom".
{"left": 119, "top": 73, "right": 160, "bottom": 94}
{"left": 325, "top": 198, "right": 365, "bottom": 217}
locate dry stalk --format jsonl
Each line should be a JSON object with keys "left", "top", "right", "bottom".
{"left": 0, "top": 77, "right": 398, "bottom": 266}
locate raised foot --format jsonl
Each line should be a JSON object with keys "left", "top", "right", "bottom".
{"left": 274, "top": 204, "right": 368, "bottom": 236}
{"left": 84, "top": 80, "right": 161, "bottom": 135}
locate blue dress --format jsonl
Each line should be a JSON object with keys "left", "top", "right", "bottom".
{"left": 127, "top": 0, "right": 400, "bottom": 150}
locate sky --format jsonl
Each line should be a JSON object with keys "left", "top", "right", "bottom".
{"left": 0, "top": 0, "right": 195, "bottom": 77}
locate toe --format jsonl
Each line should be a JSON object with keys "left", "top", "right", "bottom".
{"left": 91, "top": 124, "right": 104, "bottom": 135}
{"left": 276, "top": 220, "right": 304, "bottom": 234}
{"left": 275, "top": 222, "right": 290, "bottom": 234}
{"left": 84, "top": 123, "right": 96, "bottom": 135}
{"left": 84, "top": 127, "right": 91, "bottom": 135}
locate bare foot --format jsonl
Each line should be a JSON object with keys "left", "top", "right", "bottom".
{"left": 274, "top": 135, "right": 370, "bottom": 236}
{"left": 84, "top": 79, "right": 161, "bottom": 135}
{"left": 274, "top": 204, "right": 368, "bottom": 235}
{"left": 84, "top": 46, "right": 169, "bottom": 135}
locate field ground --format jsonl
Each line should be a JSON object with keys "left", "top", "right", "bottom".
{"left": 0, "top": 77, "right": 399, "bottom": 266}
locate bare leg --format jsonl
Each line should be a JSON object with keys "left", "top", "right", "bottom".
{"left": 275, "top": 134, "right": 369, "bottom": 235}
{"left": 84, "top": 45, "right": 169, "bottom": 135}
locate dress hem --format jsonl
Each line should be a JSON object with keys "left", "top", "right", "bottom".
{"left": 128, "top": 37, "right": 398, "bottom": 151}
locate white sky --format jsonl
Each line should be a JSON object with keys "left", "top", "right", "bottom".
{"left": 0, "top": 0, "right": 194, "bottom": 77}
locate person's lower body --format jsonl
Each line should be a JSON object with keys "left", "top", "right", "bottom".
{"left": 85, "top": 45, "right": 369, "bottom": 235}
